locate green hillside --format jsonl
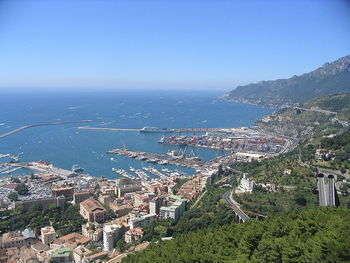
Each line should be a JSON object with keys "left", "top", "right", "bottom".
{"left": 227, "top": 55, "right": 350, "bottom": 107}
{"left": 304, "top": 93, "right": 350, "bottom": 120}
{"left": 123, "top": 208, "right": 350, "bottom": 263}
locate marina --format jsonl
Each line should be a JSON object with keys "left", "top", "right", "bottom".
{"left": 107, "top": 148, "right": 206, "bottom": 169}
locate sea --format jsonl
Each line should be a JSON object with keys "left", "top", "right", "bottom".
{"left": 0, "top": 90, "right": 272, "bottom": 179}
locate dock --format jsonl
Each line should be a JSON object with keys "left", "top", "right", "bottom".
{"left": 0, "top": 161, "right": 76, "bottom": 178}
{"left": 77, "top": 126, "right": 236, "bottom": 133}
{"left": 0, "top": 120, "right": 92, "bottom": 139}
{"left": 107, "top": 148, "right": 205, "bottom": 169}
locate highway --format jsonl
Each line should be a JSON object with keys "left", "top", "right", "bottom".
{"left": 317, "top": 174, "right": 336, "bottom": 206}
{"left": 0, "top": 120, "right": 92, "bottom": 139}
{"left": 293, "top": 107, "right": 337, "bottom": 115}
{"left": 223, "top": 190, "right": 250, "bottom": 222}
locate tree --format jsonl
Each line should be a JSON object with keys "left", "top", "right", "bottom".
{"left": 10, "top": 177, "right": 21, "bottom": 184}
{"left": 8, "top": 192, "right": 18, "bottom": 201}
{"left": 294, "top": 195, "right": 307, "bottom": 206}
{"left": 15, "top": 183, "right": 29, "bottom": 195}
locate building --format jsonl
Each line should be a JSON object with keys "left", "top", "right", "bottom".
{"left": 110, "top": 204, "right": 133, "bottom": 217}
{"left": 52, "top": 186, "right": 74, "bottom": 199}
{"left": 40, "top": 226, "right": 56, "bottom": 245}
{"left": 15, "top": 196, "right": 66, "bottom": 210}
{"left": 133, "top": 193, "right": 153, "bottom": 207}
{"left": 159, "top": 196, "right": 187, "bottom": 221}
{"left": 0, "top": 229, "right": 36, "bottom": 249}
{"left": 81, "top": 222, "right": 103, "bottom": 242}
{"left": 129, "top": 214, "right": 156, "bottom": 229}
{"left": 73, "top": 191, "right": 92, "bottom": 205}
{"left": 115, "top": 178, "right": 142, "bottom": 198}
{"left": 80, "top": 199, "right": 107, "bottom": 223}
{"left": 149, "top": 196, "right": 166, "bottom": 215}
{"left": 73, "top": 245, "right": 92, "bottom": 263}
{"left": 85, "top": 251, "right": 108, "bottom": 262}
{"left": 51, "top": 233, "right": 91, "bottom": 249}
{"left": 235, "top": 174, "right": 254, "bottom": 194}
{"left": 98, "top": 193, "right": 114, "bottom": 206}
{"left": 103, "top": 224, "right": 121, "bottom": 252}
{"left": 124, "top": 228, "right": 144, "bottom": 244}
{"left": 51, "top": 247, "right": 74, "bottom": 263}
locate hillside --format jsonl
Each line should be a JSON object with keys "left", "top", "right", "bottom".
{"left": 226, "top": 55, "right": 350, "bottom": 107}
{"left": 304, "top": 93, "right": 350, "bottom": 120}
{"left": 123, "top": 208, "right": 350, "bottom": 263}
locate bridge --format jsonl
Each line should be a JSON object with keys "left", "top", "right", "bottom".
{"left": 317, "top": 173, "right": 336, "bottom": 206}
{"left": 223, "top": 190, "right": 250, "bottom": 223}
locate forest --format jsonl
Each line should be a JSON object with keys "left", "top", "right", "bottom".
{"left": 123, "top": 207, "right": 350, "bottom": 263}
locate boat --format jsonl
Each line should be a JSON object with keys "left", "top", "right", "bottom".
{"left": 72, "top": 165, "right": 84, "bottom": 174}
{"left": 166, "top": 150, "right": 181, "bottom": 158}
{"left": 140, "top": 126, "right": 167, "bottom": 133}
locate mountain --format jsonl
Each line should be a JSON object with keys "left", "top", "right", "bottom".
{"left": 226, "top": 55, "right": 350, "bottom": 107}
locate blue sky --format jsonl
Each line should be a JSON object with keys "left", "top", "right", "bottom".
{"left": 0, "top": 0, "right": 349, "bottom": 91}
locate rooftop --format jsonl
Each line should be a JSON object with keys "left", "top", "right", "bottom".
{"left": 52, "top": 247, "right": 73, "bottom": 257}
{"left": 80, "top": 198, "right": 106, "bottom": 213}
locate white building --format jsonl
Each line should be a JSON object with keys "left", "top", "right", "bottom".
{"left": 235, "top": 174, "right": 254, "bottom": 194}
{"left": 159, "top": 196, "right": 186, "bottom": 221}
{"left": 103, "top": 224, "right": 121, "bottom": 252}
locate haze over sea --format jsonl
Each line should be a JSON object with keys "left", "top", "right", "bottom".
{"left": 0, "top": 90, "right": 272, "bottom": 178}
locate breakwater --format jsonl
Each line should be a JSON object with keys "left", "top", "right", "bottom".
{"left": 0, "top": 120, "right": 92, "bottom": 139}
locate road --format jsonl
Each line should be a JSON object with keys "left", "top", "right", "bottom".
{"left": 223, "top": 190, "right": 250, "bottom": 222}
{"left": 293, "top": 107, "right": 337, "bottom": 115}
{"left": 317, "top": 175, "right": 336, "bottom": 206}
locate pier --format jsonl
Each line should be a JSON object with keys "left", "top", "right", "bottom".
{"left": 107, "top": 148, "right": 205, "bottom": 169}
{"left": 0, "top": 120, "right": 92, "bottom": 139}
{"left": 77, "top": 126, "right": 237, "bottom": 133}
{"left": 0, "top": 161, "right": 76, "bottom": 178}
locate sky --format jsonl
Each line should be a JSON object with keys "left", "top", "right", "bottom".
{"left": 0, "top": 0, "right": 349, "bottom": 91}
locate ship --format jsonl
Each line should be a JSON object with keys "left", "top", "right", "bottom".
{"left": 140, "top": 126, "right": 168, "bottom": 133}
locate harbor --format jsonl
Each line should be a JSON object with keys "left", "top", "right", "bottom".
{"left": 77, "top": 126, "right": 243, "bottom": 133}
{"left": 107, "top": 148, "right": 206, "bottom": 169}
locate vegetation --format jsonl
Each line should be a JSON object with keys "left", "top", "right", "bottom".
{"left": 173, "top": 178, "right": 190, "bottom": 194}
{"left": 0, "top": 204, "right": 86, "bottom": 236}
{"left": 139, "top": 185, "right": 235, "bottom": 243}
{"left": 123, "top": 207, "right": 350, "bottom": 263}
{"left": 15, "top": 183, "right": 29, "bottom": 195}
{"left": 321, "top": 130, "right": 350, "bottom": 151}
{"left": 305, "top": 93, "right": 350, "bottom": 120}
{"left": 7, "top": 192, "right": 19, "bottom": 202}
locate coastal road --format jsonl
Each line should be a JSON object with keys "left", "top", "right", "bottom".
{"left": 223, "top": 190, "right": 250, "bottom": 222}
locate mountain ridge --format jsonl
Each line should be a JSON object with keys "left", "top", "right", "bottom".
{"left": 226, "top": 55, "right": 350, "bottom": 107}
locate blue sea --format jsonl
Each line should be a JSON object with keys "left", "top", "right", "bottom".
{"left": 0, "top": 90, "right": 272, "bottom": 178}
